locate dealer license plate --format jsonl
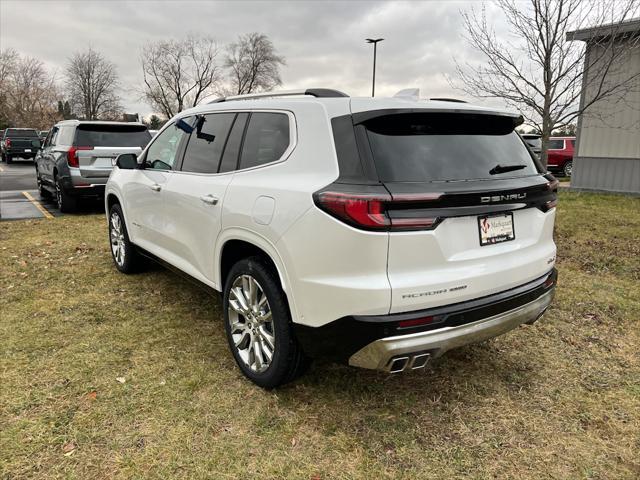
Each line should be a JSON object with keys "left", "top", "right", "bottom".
{"left": 478, "top": 213, "right": 515, "bottom": 246}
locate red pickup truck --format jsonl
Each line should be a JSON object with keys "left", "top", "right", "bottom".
{"left": 547, "top": 137, "right": 575, "bottom": 177}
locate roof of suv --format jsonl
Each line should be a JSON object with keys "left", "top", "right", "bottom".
{"left": 55, "top": 120, "right": 147, "bottom": 127}
{"left": 180, "top": 94, "right": 522, "bottom": 124}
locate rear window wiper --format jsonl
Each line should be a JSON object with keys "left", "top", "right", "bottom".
{"left": 489, "top": 164, "right": 527, "bottom": 175}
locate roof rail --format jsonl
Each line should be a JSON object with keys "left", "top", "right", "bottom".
{"left": 209, "top": 88, "right": 349, "bottom": 104}
{"left": 429, "top": 97, "right": 468, "bottom": 103}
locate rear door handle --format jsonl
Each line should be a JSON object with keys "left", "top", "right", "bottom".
{"left": 150, "top": 184, "right": 161, "bottom": 192}
{"left": 200, "top": 194, "right": 219, "bottom": 205}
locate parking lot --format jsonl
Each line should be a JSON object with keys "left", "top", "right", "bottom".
{"left": 0, "top": 161, "right": 102, "bottom": 221}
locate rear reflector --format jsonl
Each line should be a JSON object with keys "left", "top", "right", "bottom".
{"left": 314, "top": 191, "right": 441, "bottom": 231}
{"left": 398, "top": 316, "right": 434, "bottom": 328}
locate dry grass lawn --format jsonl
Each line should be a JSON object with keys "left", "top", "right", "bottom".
{"left": 1, "top": 191, "right": 639, "bottom": 479}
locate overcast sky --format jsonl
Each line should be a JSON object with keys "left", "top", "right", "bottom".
{"left": 1, "top": 0, "right": 512, "bottom": 118}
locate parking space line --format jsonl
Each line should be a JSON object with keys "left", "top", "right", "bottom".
{"left": 21, "top": 191, "right": 54, "bottom": 219}
{"left": 0, "top": 166, "right": 4, "bottom": 172}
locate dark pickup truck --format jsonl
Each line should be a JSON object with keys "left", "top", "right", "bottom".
{"left": 1, "top": 128, "right": 42, "bottom": 164}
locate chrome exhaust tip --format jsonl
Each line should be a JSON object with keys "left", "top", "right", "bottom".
{"left": 388, "top": 356, "right": 409, "bottom": 373}
{"left": 409, "top": 353, "right": 431, "bottom": 369}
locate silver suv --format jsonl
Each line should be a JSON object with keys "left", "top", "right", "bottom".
{"left": 35, "top": 121, "right": 152, "bottom": 212}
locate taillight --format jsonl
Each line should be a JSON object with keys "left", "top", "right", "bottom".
{"left": 314, "top": 191, "right": 442, "bottom": 231}
{"left": 314, "top": 192, "right": 390, "bottom": 229}
{"left": 67, "top": 146, "right": 92, "bottom": 168}
{"left": 5, "top": 138, "right": 11, "bottom": 148}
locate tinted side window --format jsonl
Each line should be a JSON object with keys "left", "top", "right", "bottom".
{"left": 239, "top": 113, "right": 290, "bottom": 170}
{"left": 144, "top": 123, "right": 187, "bottom": 170}
{"left": 219, "top": 113, "right": 249, "bottom": 173}
{"left": 181, "top": 113, "right": 235, "bottom": 174}
{"left": 48, "top": 127, "right": 60, "bottom": 146}
{"left": 331, "top": 115, "right": 365, "bottom": 180}
{"left": 548, "top": 139, "right": 564, "bottom": 150}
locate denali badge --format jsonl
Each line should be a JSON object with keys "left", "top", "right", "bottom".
{"left": 481, "top": 193, "right": 527, "bottom": 203}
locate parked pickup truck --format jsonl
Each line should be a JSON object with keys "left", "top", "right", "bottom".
{"left": 1, "top": 128, "right": 42, "bottom": 164}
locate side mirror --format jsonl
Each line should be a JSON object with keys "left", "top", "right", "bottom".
{"left": 115, "top": 153, "right": 138, "bottom": 169}
{"left": 31, "top": 139, "right": 41, "bottom": 148}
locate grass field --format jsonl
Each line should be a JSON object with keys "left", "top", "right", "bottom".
{"left": 1, "top": 192, "right": 639, "bottom": 479}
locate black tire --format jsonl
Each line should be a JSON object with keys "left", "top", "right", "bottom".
{"left": 6, "top": 154, "right": 12, "bottom": 164}
{"left": 108, "top": 203, "right": 144, "bottom": 274}
{"left": 563, "top": 161, "right": 573, "bottom": 177}
{"left": 55, "top": 175, "right": 77, "bottom": 213}
{"left": 223, "top": 256, "right": 309, "bottom": 388}
{"left": 0, "top": 152, "right": 5, "bottom": 162}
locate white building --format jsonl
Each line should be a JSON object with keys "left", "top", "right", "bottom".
{"left": 567, "top": 19, "right": 640, "bottom": 194}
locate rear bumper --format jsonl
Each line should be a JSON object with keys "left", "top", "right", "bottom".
{"left": 60, "top": 175, "right": 106, "bottom": 197}
{"left": 349, "top": 287, "right": 554, "bottom": 372}
{"left": 5, "top": 149, "right": 36, "bottom": 157}
{"left": 294, "top": 269, "right": 557, "bottom": 369}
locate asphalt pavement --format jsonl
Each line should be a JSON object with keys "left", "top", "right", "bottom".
{"left": 0, "top": 158, "right": 102, "bottom": 221}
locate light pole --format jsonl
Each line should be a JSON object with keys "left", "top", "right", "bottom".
{"left": 366, "top": 38, "right": 384, "bottom": 97}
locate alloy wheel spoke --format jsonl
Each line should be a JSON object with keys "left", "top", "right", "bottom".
{"left": 230, "top": 286, "right": 250, "bottom": 313}
{"left": 258, "top": 325, "right": 275, "bottom": 350}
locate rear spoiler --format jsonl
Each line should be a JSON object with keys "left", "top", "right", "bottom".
{"left": 351, "top": 108, "right": 524, "bottom": 128}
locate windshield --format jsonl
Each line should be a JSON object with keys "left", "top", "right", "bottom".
{"left": 6, "top": 129, "right": 39, "bottom": 138}
{"left": 364, "top": 113, "right": 539, "bottom": 182}
{"left": 74, "top": 125, "right": 151, "bottom": 148}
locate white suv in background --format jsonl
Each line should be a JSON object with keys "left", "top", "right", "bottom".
{"left": 105, "top": 89, "right": 558, "bottom": 388}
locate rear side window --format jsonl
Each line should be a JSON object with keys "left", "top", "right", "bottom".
{"left": 364, "top": 113, "right": 539, "bottom": 182}
{"left": 331, "top": 115, "right": 365, "bottom": 180}
{"left": 181, "top": 113, "right": 235, "bottom": 174}
{"left": 56, "top": 126, "right": 75, "bottom": 146}
{"left": 6, "top": 129, "right": 39, "bottom": 137}
{"left": 74, "top": 124, "right": 151, "bottom": 148}
{"left": 239, "top": 113, "right": 289, "bottom": 170}
{"left": 548, "top": 139, "right": 564, "bottom": 149}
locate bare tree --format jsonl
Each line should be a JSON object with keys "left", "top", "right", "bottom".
{"left": 226, "top": 33, "right": 285, "bottom": 95}
{"left": 2, "top": 53, "right": 60, "bottom": 129}
{"left": 65, "top": 48, "right": 122, "bottom": 120}
{"left": 0, "top": 49, "right": 19, "bottom": 128}
{"left": 141, "top": 34, "right": 222, "bottom": 118}
{"left": 452, "top": 0, "right": 640, "bottom": 166}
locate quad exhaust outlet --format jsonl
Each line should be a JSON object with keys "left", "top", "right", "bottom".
{"left": 387, "top": 353, "right": 431, "bottom": 373}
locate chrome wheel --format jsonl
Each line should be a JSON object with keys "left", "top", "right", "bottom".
{"left": 110, "top": 212, "right": 126, "bottom": 267}
{"left": 564, "top": 161, "right": 573, "bottom": 177}
{"left": 227, "top": 274, "right": 275, "bottom": 373}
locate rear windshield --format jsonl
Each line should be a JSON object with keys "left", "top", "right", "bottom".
{"left": 523, "top": 137, "right": 541, "bottom": 149}
{"left": 364, "top": 113, "right": 539, "bottom": 182}
{"left": 548, "top": 139, "right": 564, "bottom": 149}
{"left": 6, "top": 129, "right": 39, "bottom": 138}
{"left": 74, "top": 125, "right": 151, "bottom": 148}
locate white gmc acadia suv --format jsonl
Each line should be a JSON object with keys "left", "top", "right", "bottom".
{"left": 105, "top": 89, "right": 558, "bottom": 388}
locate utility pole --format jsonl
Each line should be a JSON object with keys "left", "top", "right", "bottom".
{"left": 366, "top": 38, "right": 384, "bottom": 97}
